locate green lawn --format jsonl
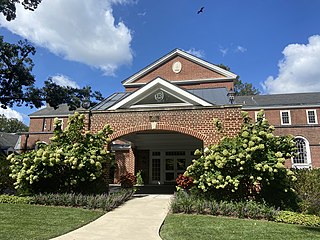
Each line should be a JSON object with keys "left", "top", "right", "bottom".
{"left": 0, "top": 203, "right": 104, "bottom": 240}
{"left": 160, "top": 214, "right": 320, "bottom": 240}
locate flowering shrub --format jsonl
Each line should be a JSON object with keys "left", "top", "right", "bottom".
{"left": 176, "top": 174, "right": 194, "bottom": 191}
{"left": 119, "top": 173, "right": 136, "bottom": 188}
{"left": 185, "top": 110, "right": 297, "bottom": 208}
{"left": 8, "top": 112, "right": 113, "bottom": 194}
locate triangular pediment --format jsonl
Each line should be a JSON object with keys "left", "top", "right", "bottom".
{"left": 122, "top": 49, "right": 237, "bottom": 87}
{"left": 109, "top": 77, "right": 212, "bottom": 110}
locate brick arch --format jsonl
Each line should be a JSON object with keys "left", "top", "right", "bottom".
{"left": 110, "top": 123, "right": 209, "bottom": 142}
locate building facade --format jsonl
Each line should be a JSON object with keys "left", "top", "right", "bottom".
{"left": 25, "top": 49, "right": 320, "bottom": 184}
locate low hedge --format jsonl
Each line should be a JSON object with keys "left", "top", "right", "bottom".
{"left": 171, "top": 191, "right": 278, "bottom": 221}
{"left": 31, "top": 188, "right": 134, "bottom": 211}
{"left": 0, "top": 188, "right": 134, "bottom": 211}
{"left": 275, "top": 211, "right": 320, "bottom": 227}
{"left": 0, "top": 195, "right": 32, "bottom": 204}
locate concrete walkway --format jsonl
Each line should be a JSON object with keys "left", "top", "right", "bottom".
{"left": 52, "top": 194, "right": 172, "bottom": 240}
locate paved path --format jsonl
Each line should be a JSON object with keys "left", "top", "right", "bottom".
{"left": 52, "top": 194, "right": 172, "bottom": 240}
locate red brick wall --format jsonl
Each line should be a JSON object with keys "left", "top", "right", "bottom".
{"left": 23, "top": 117, "right": 69, "bottom": 149}
{"left": 114, "top": 148, "right": 135, "bottom": 183}
{"left": 246, "top": 108, "right": 320, "bottom": 168}
{"left": 124, "top": 56, "right": 232, "bottom": 91}
{"left": 90, "top": 106, "right": 243, "bottom": 147}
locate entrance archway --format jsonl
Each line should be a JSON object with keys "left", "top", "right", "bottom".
{"left": 112, "top": 130, "right": 203, "bottom": 185}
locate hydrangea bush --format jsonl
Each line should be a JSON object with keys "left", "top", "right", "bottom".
{"left": 185, "top": 111, "right": 297, "bottom": 208}
{"left": 8, "top": 112, "right": 113, "bottom": 194}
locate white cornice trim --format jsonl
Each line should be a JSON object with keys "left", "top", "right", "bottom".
{"left": 124, "top": 77, "right": 235, "bottom": 87}
{"left": 241, "top": 105, "right": 320, "bottom": 110}
{"left": 122, "top": 49, "right": 237, "bottom": 85}
{"left": 109, "top": 77, "right": 212, "bottom": 110}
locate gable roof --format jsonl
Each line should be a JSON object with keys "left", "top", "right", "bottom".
{"left": 109, "top": 77, "right": 213, "bottom": 110}
{"left": 235, "top": 92, "right": 320, "bottom": 109}
{"left": 122, "top": 49, "right": 237, "bottom": 86}
{"left": 0, "top": 132, "right": 19, "bottom": 151}
{"left": 29, "top": 104, "right": 85, "bottom": 117}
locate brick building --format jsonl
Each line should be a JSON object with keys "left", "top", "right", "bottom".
{"left": 25, "top": 49, "right": 320, "bottom": 184}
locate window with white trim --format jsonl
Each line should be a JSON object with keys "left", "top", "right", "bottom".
{"left": 306, "top": 110, "right": 318, "bottom": 124}
{"left": 292, "top": 137, "right": 311, "bottom": 168}
{"left": 255, "top": 111, "right": 265, "bottom": 122}
{"left": 280, "top": 110, "right": 291, "bottom": 125}
{"left": 54, "top": 118, "right": 64, "bottom": 130}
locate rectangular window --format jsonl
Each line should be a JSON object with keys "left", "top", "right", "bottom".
{"left": 42, "top": 118, "right": 47, "bottom": 131}
{"left": 255, "top": 111, "right": 265, "bottom": 122}
{"left": 54, "top": 118, "right": 64, "bottom": 130}
{"left": 307, "top": 110, "right": 318, "bottom": 124}
{"left": 280, "top": 110, "right": 291, "bottom": 125}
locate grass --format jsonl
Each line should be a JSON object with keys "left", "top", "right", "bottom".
{"left": 0, "top": 203, "right": 104, "bottom": 240}
{"left": 160, "top": 214, "right": 320, "bottom": 240}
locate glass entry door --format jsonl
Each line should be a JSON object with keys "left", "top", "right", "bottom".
{"left": 149, "top": 150, "right": 190, "bottom": 184}
{"left": 164, "top": 151, "right": 186, "bottom": 183}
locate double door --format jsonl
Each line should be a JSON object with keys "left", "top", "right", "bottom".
{"left": 150, "top": 150, "right": 191, "bottom": 184}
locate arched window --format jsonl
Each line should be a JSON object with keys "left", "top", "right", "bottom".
{"left": 293, "top": 137, "right": 311, "bottom": 168}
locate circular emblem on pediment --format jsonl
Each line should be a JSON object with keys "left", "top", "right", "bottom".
{"left": 154, "top": 91, "right": 165, "bottom": 102}
{"left": 172, "top": 61, "right": 182, "bottom": 73}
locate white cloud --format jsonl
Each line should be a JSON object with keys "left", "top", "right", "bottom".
{"left": 51, "top": 74, "right": 80, "bottom": 88}
{"left": 0, "top": 108, "right": 24, "bottom": 121}
{"left": 236, "top": 46, "right": 247, "bottom": 53}
{"left": 185, "top": 48, "right": 205, "bottom": 58}
{"left": 219, "top": 47, "right": 228, "bottom": 57}
{"left": 138, "top": 11, "right": 146, "bottom": 16}
{"left": 0, "top": 0, "right": 133, "bottom": 75}
{"left": 263, "top": 35, "right": 320, "bottom": 94}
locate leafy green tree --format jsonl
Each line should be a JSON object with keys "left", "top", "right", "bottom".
{"left": 0, "top": 36, "right": 103, "bottom": 110}
{"left": 0, "top": 114, "right": 28, "bottom": 132}
{"left": 0, "top": 0, "right": 42, "bottom": 21}
{"left": 185, "top": 110, "right": 297, "bottom": 208}
{"left": 8, "top": 112, "right": 113, "bottom": 194}
{"left": 217, "top": 64, "right": 260, "bottom": 96}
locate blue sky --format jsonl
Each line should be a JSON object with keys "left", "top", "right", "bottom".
{"left": 1, "top": 0, "right": 320, "bottom": 124}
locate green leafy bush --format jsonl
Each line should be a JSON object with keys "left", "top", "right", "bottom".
{"left": 275, "top": 211, "right": 320, "bottom": 227}
{"left": 293, "top": 168, "right": 320, "bottom": 215}
{"left": 0, "top": 153, "right": 15, "bottom": 194}
{"left": 8, "top": 112, "right": 113, "bottom": 194}
{"left": 0, "top": 194, "right": 32, "bottom": 204}
{"left": 171, "top": 191, "right": 278, "bottom": 221}
{"left": 136, "top": 170, "right": 144, "bottom": 185}
{"left": 32, "top": 189, "right": 134, "bottom": 211}
{"left": 185, "top": 110, "right": 297, "bottom": 208}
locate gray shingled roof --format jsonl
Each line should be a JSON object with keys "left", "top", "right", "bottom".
{"left": 91, "top": 88, "right": 229, "bottom": 111}
{"left": 0, "top": 132, "right": 19, "bottom": 150}
{"left": 29, "top": 104, "right": 85, "bottom": 117}
{"left": 235, "top": 92, "right": 320, "bottom": 107}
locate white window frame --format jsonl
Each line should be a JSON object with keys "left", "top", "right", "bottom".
{"left": 292, "top": 136, "right": 312, "bottom": 169}
{"left": 255, "top": 111, "right": 265, "bottom": 122}
{"left": 57, "top": 118, "right": 64, "bottom": 130}
{"left": 306, "top": 109, "right": 318, "bottom": 124}
{"left": 280, "top": 110, "right": 291, "bottom": 125}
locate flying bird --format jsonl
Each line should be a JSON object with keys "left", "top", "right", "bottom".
{"left": 197, "top": 7, "right": 204, "bottom": 14}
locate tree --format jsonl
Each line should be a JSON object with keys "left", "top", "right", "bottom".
{"left": 185, "top": 110, "right": 297, "bottom": 208}
{"left": 8, "top": 112, "right": 113, "bottom": 194}
{"left": 0, "top": 114, "right": 28, "bottom": 132}
{"left": 0, "top": 36, "right": 103, "bottom": 110}
{"left": 0, "top": 0, "right": 42, "bottom": 21}
{"left": 217, "top": 64, "right": 260, "bottom": 96}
